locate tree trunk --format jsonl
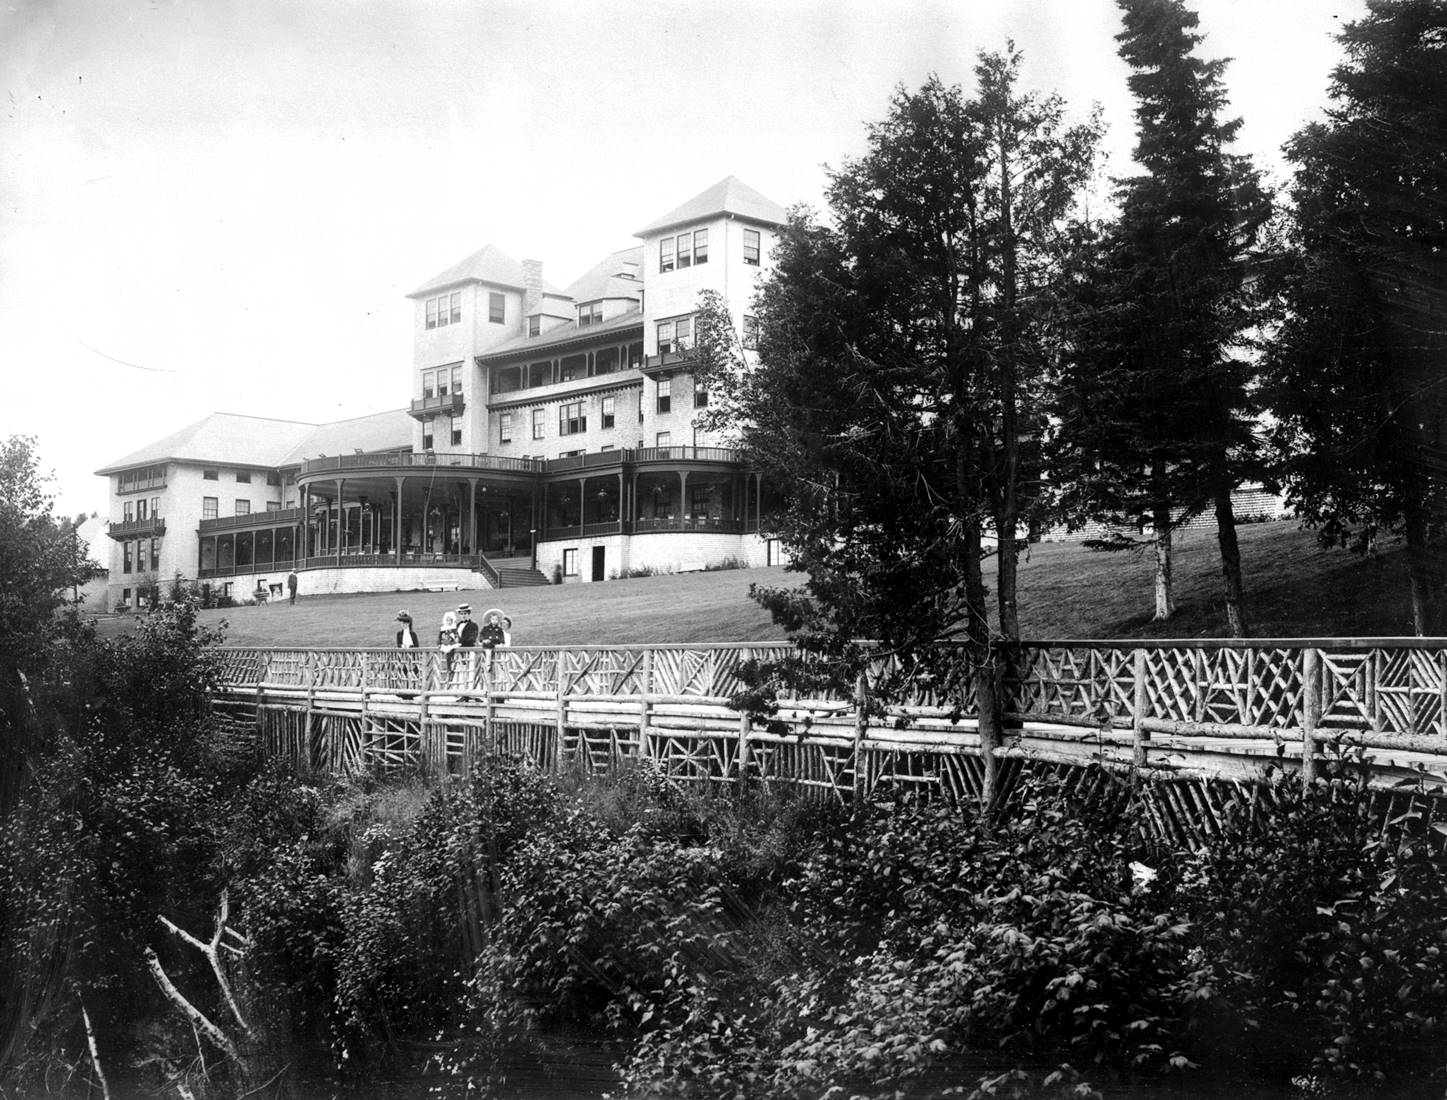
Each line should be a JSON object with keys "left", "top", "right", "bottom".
{"left": 1151, "top": 502, "right": 1175, "bottom": 622}
{"left": 1403, "top": 498, "right": 1439, "bottom": 636}
{"left": 1212, "top": 475, "right": 1249, "bottom": 637}
{"left": 994, "top": 116, "right": 1022, "bottom": 643}
{"left": 964, "top": 520, "right": 1002, "bottom": 816}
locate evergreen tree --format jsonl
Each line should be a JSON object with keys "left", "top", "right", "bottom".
{"left": 1054, "top": 0, "right": 1270, "bottom": 634}
{"left": 1265, "top": 0, "right": 1447, "bottom": 634}
{"left": 695, "top": 63, "right": 1099, "bottom": 807}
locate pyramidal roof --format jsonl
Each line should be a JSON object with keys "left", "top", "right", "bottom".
{"left": 565, "top": 246, "right": 645, "bottom": 303}
{"left": 408, "top": 244, "right": 565, "bottom": 299}
{"left": 635, "top": 176, "right": 787, "bottom": 236}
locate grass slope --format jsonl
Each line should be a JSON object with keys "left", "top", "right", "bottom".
{"left": 95, "top": 521, "right": 1427, "bottom": 647}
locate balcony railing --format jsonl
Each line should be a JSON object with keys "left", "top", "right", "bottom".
{"left": 630, "top": 516, "right": 745, "bottom": 534}
{"left": 542, "top": 446, "right": 743, "bottom": 474}
{"left": 408, "top": 392, "right": 466, "bottom": 419}
{"left": 642, "top": 349, "right": 697, "bottom": 373}
{"left": 107, "top": 515, "right": 166, "bottom": 540}
{"left": 301, "top": 452, "right": 547, "bottom": 477}
{"left": 199, "top": 508, "right": 305, "bottom": 535}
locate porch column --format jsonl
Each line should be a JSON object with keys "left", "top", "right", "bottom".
{"left": 468, "top": 478, "right": 478, "bottom": 556}
{"left": 300, "top": 486, "right": 309, "bottom": 558}
{"left": 678, "top": 471, "right": 689, "bottom": 519}
{"left": 394, "top": 478, "right": 404, "bottom": 564}
{"left": 617, "top": 471, "right": 626, "bottom": 533}
{"left": 577, "top": 477, "right": 586, "bottom": 534}
{"left": 531, "top": 484, "right": 541, "bottom": 570}
{"left": 335, "top": 479, "right": 345, "bottom": 566}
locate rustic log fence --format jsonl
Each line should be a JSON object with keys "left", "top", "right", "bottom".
{"left": 213, "top": 638, "right": 1447, "bottom": 818}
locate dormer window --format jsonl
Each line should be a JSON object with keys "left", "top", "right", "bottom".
{"left": 578, "top": 301, "right": 603, "bottom": 327}
{"left": 529, "top": 316, "right": 541, "bottom": 337}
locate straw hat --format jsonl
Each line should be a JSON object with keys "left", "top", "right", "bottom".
{"left": 456, "top": 603, "right": 472, "bottom": 615}
{"left": 395, "top": 610, "right": 412, "bottom": 623}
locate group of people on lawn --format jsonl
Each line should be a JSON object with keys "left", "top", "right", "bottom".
{"left": 392, "top": 604, "right": 511, "bottom": 650}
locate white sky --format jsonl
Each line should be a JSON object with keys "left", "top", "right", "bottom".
{"left": 1, "top": 0, "right": 1363, "bottom": 518}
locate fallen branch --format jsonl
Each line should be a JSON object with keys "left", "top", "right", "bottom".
{"left": 157, "top": 890, "right": 254, "bottom": 1037}
{"left": 144, "top": 947, "right": 242, "bottom": 1066}
{"left": 79, "top": 995, "right": 111, "bottom": 1100}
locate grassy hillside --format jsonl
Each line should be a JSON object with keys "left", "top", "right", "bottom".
{"left": 93, "top": 520, "right": 1429, "bottom": 647}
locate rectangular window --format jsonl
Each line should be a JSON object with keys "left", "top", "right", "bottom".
{"left": 531, "top": 408, "right": 546, "bottom": 440}
{"left": 693, "top": 228, "right": 708, "bottom": 265}
{"left": 122, "top": 587, "right": 131, "bottom": 605}
{"left": 655, "top": 431, "right": 671, "bottom": 448}
{"left": 426, "top": 291, "right": 462, "bottom": 329}
{"left": 151, "top": 496, "right": 160, "bottom": 518}
{"left": 451, "top": 365, "right": 463, "bottom": 396}
{"left": 528, "top": 315, "right": 541, "bottom": 337}
{"left": 423, "top": 371, "right": 436, "bottom": 400}
{"left": 659, "top": 235, "right": 675, "bottom": 273}
{"left": 266, "top": 501, "right": 281, "bottom": 512}
{"left": 236, "top": 470, "right": 251, "bottom": 483}
{"left": 694, "top": 383, "right": 709, "bottom": 408}
{"left": 562, "top": 548, "right": 578, "bottom": 576}
{"left": 601, "top": 395, "right": 616, "bottom": 429}
{"left": 675, "top": 316, "right": 692, "bottom": 349}
{"left": 150, "top": 538, "right": 161, "bottom": 571}
{"left": 136, "top": 498, "right": 148, "bottom": 520}
{"left": 423, "top": 420, "right": 434, "bottom": 450}
{"left": 559, "top": 401, "right": 586, "bottom": 435}
{"left": 489, "top": 292, "right": 505, "bottom": 324}
{"left": 499, "top": 412, "right": 513, "bottom": 444}
{"left": 578, "top": 301, "right": 602, "bottom": 327}
{"left": 203, "top": 469, "right": 218, "bottom": 481}
{"left": 124, "top": 500, "right": 134, "bottom": 522}
{"left": 676, "top": 231, "right": 692, "bottom": 269}
{"left": 743, "top": 314, "right": 759, "bottom": 350}
{"left": 743, "top": 227, "right": 761, "bottom": 265}
{"left": 436, "top": 369, "right": 449, "bottom": 397}
{"left": 449, "top": 291, "right": 461, "bottom": 324}
{"left": 266, "top": 471, "right": 281, "bottom": 486}
{"left": 450, "top": 415, "right": 462, "bottom": 446}
{"left": 657, "top": 378, "right": 672, "bottom": 414}
{"left": 426, "top": 298, "right": 438, "bottom": 329}
{"left": 235, "top": 500, "right": 250, "bottom": 516}
{"left": 122, "top": 541, "right": 132, "bottom": 573}
{"left": 202, "top": 496, "right": 218, "bottom": 520}
{"left": 657, "top": 320, "right": 674, "bottom": 355}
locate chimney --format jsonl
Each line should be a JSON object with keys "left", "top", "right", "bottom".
{"left": 522, "top": 259, "right": 543, "bottom": 314}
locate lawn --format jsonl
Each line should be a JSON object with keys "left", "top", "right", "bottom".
{"left": 92, "top": 520, "right": 1429, "bottom": 648}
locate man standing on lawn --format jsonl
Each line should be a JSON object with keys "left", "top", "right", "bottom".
{"left": 287, "top": 571, "right": 298, "bottom": 605}
{"left": 455, "top": 604, "right": 479, "bottom": 647}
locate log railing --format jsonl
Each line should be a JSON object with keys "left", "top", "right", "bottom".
{"left": 213, "top": 639, "right": 1447, "bottom": 797}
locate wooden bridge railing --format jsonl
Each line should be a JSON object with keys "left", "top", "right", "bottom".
{"left": 212, "top": 639, "right": 1447, "bottom": 797}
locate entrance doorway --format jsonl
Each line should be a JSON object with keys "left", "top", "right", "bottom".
{"left": 591, "top": 546, "right": 606, "bottom": 582}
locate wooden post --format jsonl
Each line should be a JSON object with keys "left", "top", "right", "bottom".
{"left": 737, "top": 712, "right": 752, "bottom": 786}
{"left": 1301, "top": 647, "right": 1321, "bottom": 783}
{"left": 1131, "top": 648, "right": 1149, "bottom": 769}
{"left": 554, "top": 650, "right": 568, "bottom": 774}
{"left": 851, "top": 671, "right": 869, "bottom": 802}
{"left": 638, "top": 649, "right": 653, "bottom": 763}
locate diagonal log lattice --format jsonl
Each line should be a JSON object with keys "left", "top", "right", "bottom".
{"left": 212, "top": 639, "right": 1447, "bottom": 828}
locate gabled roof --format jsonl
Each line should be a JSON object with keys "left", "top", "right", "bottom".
{"left": 565, "top": 246, "right": 645, "bottom": 304}
{"left": 635, "top": 176, "right": 787, "bottom": 236}
{"left": 277, "top": 409, "right": 414, "bottom": 467}
{"left": 477, "top": 307, "right": 644, "bottom": 363}
{"left": 408, "top": 244, "right": 566, "bottom": 299}
{"left": 95, "top": 413, "right": 316, "bottom": 475}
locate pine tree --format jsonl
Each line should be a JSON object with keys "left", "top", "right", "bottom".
{"left": 1265, "top": 0, "right": 1447, "bottom": 634}
{"left": 1055, "top": 0, "right": 1270, "bottom": 634}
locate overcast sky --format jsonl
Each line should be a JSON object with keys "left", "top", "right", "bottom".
{"left": 2, "top": 0, "right": 1364, "bottom": 518}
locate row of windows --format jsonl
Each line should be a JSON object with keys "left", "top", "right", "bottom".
{"left": 117, "top": 465, "right": 165, "bottom": 493}
{"left": 656, "top": 226, "right": 761, "bottom": 272}
{"left": 658, "top": 313, "right": 757, "bottom": 354}
{"left": 422, "top": 364, "right": 464, "bottom": 400}
{"left": 422, "top": 416, "right": 464, "bottom": 450}
{"left": 660, "top": 229, "right": 708, "bottom": 273}
{"left": 427, "top": 291, "right": 508, "bottom": 329}
{"left": 122, "top": 496, "right": 161, "bottom": 522}
{"left": 120, "top": 538, "right": 162, "bottom": 574}
{"left": 578, "top": 301, "right": 603, "bottom": 327}
{"left": 202, "top": 497, "right": 286, "bottom": 520}
{"left": 498, "top": 385, "right": 706, "bottom": 445}
{"left": 426, "top": 292, "right": 461, "bottom": 329}
{"left": 202, "top": 468, "right": 283, "bottom": 485}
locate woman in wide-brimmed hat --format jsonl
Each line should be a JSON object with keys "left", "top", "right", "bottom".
{"left": 478, "top": 607, "right": 507, "bottom": 649}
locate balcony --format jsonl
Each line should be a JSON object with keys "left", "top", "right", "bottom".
{"left": 199, "top": 507, "right": 305, "bottom": 535}
{"left": 642, "top": 348, "right": 697, "bottom": 375}
{"left": 107, "top": 515, "right": 166, "bottom": 540}
{"left": 408, "top": 392, "right": 466, "bottom": 420}
{"left": 542, "top": 446, "right": 743, "bottom": 475}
